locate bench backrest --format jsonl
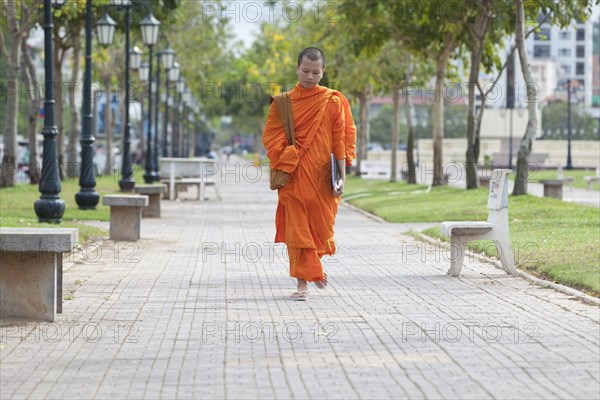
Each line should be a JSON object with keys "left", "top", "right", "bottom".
{"left": 486, "top": 169, "right": 511, "bottom": 211}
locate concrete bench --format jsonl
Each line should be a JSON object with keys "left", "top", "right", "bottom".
{"left": 102, "top": 195, "right": 149, "bottom": 241}
{"left": 134, "top": 185, "right": 166, "bottom": 218}
{"left": 0, "top": 227, "right": 78, "bottom": 322}
{"left": 160, "top": 157, "right": 218, "bottom": 201}
{"left": 584, "top": 176, "right": 599, "bottom": 190}
{"left": 556, "top": 166, "right": 573, "bottom": 190}
{"left": 479, "top": 175, "right": 491, "bottom": 189}
{"left": 440, "top": 169, "right": 517, "bottom": 277}
{"left": 161, "top": 177, "right": 216, "bottom": 201}
{"left": 538, "top": 179, "right": 563, "bottom": 200}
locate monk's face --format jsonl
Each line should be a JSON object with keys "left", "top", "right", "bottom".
{"left": 296, "top": 57, "right": 324, "bottom": 89}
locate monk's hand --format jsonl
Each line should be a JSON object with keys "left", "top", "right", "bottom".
{"left": 333, "top": 179, "right": 344, "bottom": 197}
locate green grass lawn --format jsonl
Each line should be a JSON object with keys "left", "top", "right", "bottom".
{"left": 345, "top": 176, "right": 600, "bottom": 296}
{"left": 508, "top": 169, "right": 599, "bottom": 190}
{"left": 0, "top": 175, "right": 126, "bottom": 243}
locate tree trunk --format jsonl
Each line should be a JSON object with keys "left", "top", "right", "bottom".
{"left": 432, "top": 34, "right": 455, "bottom": 186}
{"left": 22, "top": 37, "right": 41, "bottom": 184}
{"left": 432, "top": 58, "right": 445, "bottom": 186}
{"left": 513, "top": 0, "right": 539, "bottom": 195}
{"left": 466, "top": 0, "right": 490, "bottom": 189}
{"left": 53, "top": 32, "right": 65, "bottom": 180}
{"left": 354, "top": 84, "right": 372, "bottom": 177}
{"left": 390, "top": 83, "right": 400, "bottom": 182}
{"left": 103, "top": 79, "right": 113, "bottom": 176}
{"left": 404, "top": 62, "right": 416, "bottom": 184}
{"left": 1, "top": 9, "right": 21, "bottom": 187}
{"left": 67, "top": 32, "right": 81, "bottom": 178}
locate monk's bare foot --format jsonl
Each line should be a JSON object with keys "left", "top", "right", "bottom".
{"left": 314, "top": 274, "right": 328, "bottom": 289}
{"left": 297, "top": 278, "right": 308, "bottom": 293}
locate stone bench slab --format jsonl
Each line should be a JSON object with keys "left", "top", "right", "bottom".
{"left": 440, "top": 221, "right": 493, "bottom": 238}
{"left": 103, "top": 194, "right": 149, "bottom": 207}
{"left": 134, "top": 185, "right": 166, "bottom": 195}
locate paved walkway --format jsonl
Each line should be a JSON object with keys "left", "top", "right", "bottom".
{"left": 1, "top": 160, "right": 599, "bottom": 399}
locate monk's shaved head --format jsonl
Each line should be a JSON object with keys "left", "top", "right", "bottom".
{"left": 297, "top": 47, "right": 326, "bottom": 68}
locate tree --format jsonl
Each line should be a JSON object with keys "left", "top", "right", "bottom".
{"left": 0, "top": 0, "right": 37, "bottom": 187}
{"left": 513, "top": 0, "right": 595, "bottom": 195}
{"left": 21, "top": 38, "right": 42, "bottom": 183}
{"left": 465, "top": 0, "right": 492, "bottom": 189}
{"left": 340, "top": 0, "right": 470, "bottom": 185}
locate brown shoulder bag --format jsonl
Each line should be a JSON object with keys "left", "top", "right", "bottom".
{"left": 269, "top": 92, "right": 295, "bottom": 190}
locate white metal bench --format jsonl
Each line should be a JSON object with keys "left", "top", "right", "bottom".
{"left": 440, "top": 169, "right": 517, "bottom": 277}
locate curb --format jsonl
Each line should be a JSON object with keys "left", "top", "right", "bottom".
{"left": 341, "top": 200, "right": 599, "bottom": 307}
{"left": 415, "top": 232, "right": 600, "bottom": 307}
{"left": 340, "top": 200, "right": 388, "bottom": 223}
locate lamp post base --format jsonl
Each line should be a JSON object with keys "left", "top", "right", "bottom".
{"left": 143, "top": 171, "right": 158, "bottom": 184}
{"left": 34, "top": 197, "right": 66, "bottom": 223}
{"left": 119, "top": 179, "right": 136, "bottom": 192}
{"left": 75, "top": 189, "right": 100, "bottom": 210}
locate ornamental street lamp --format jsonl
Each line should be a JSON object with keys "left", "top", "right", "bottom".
{"left": 130, "top": 46, "right": 142, "bottom": 70}
{"left": 140, "top": 13, "right": 160, "bottom": 183}
{"left": 106, "top": 0, "right": 137, "bottom": 191}
{"left": 35, "top": 0, "right": 66, "bottom": 223}
{"left": 161, "top": 47, "right": 175, "bottom": 157}
{"left": 75, "top": 0, "right": 103, "bottom": 210}
{"left": 557, "top": 79, "right": 583, "bottom": 170}
{"left": 95, "top": 13, "right": 116, "bottom": 45}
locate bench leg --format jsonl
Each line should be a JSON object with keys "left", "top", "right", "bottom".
{"left": 0, "top": 252, "right": 58, "bottom": 322}
{"left": 110, "top": 206, "right": 143, "bottom": 241}
{"left": 448, "top": 235, "right": 467, "bottom": 277}
{"left": 494, "top": 238, "right": 518, "bottom": 276}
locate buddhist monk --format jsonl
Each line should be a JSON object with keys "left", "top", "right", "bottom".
{"left": 262, "top": 47, "right": 357, "bottom": 301}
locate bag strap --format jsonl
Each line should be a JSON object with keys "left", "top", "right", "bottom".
{"left": 271, "top": 92, "right": 295, "bottom": 146}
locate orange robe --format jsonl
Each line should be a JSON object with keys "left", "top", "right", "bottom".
{"left": 262, "top": 83, "right": 357, "bottom": 281}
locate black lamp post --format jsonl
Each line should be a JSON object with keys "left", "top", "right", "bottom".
{"left": 138, "top": 60, "right": 149, "bottom": 162}
{"left": 140, "top": 13, "right": 160, "bottom": 183}
{"left": 566, "top": 79, "right": 573, "bottom": 170}
{"left": 183, "top": 88, "right": 191, "bottom": 157}
{"left": 151, "top": 50, "right": 163, "bottom": 180}
{"left": 35, "top": 0, "right": 66, "bottom": 223}
{"left": 105, "top": 0, "right": 137, "bottom": 192}
{"left": 175, "top": 77, "right": 185, "bottom": 157}
{"left": 76, "top": 0, "right": 110, "bottom": 210}
{"left": 161, "top": 47, "right": 175, "bottom": 157}
{"left": 166, "top": 61, "right": 180, "bottom": 157}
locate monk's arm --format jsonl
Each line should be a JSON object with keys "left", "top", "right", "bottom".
{"left": 331, "top": 97, "right": 346, "bottom": 164}
{"left": 340, "top": 94, "right": 357, "bottom": 167}
{"left": 262, "top": 102, "right": 299, "bottom": 173}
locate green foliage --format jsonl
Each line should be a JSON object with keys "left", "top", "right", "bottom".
{"left": 369, "top": 103, "right": 471, "bottom": 145}
{"left": 541, "top": 102, "right": 600, "bottom": 140}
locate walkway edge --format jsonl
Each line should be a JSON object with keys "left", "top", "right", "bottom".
{"left": 341, "top": 200, "right": 599, "bottom": 307}
{"left": 415, "top": 233, "right": 600, "bottom": 307}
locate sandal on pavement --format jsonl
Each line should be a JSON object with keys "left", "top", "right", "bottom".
{"left": 289, "top": 291, "right": 309, "bottom": 301}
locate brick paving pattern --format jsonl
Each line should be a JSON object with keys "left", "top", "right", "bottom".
{"left": 1, "top": 160, "right": 599, "bottom": 399}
